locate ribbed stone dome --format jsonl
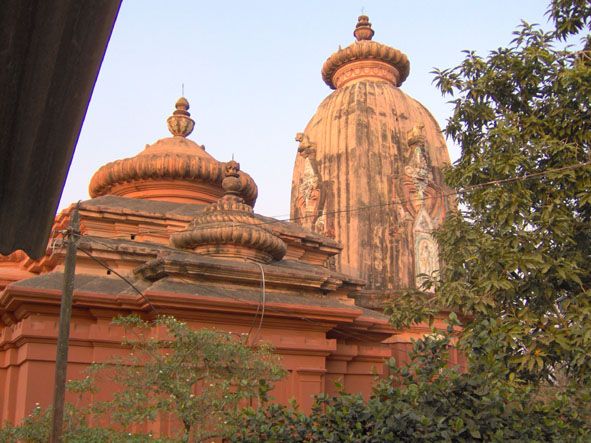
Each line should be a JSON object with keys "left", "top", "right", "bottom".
{"left": 89, "top": 98, "right": 258, "bottom": 206}
{"left": 171, "top": 160, "right": 286, "bottom": 263}
{"left": 290, "top": 16, "right": 454, "bottom": 292}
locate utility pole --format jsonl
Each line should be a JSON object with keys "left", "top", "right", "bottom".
{"left": 50, "top": 203, "right": 80, "bottom": 443}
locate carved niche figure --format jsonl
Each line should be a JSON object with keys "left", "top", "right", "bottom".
{"left": 390, "top": 125, "right": 446, "bottom": 290}
{"left": 404, "top": 125, "right": 433, "bottom": 200}
{"left": 314, "top": 210, "right": 326, "bottom": 233}
{"left": 415, "top": 237, "right": 439, "bottom": 287}
{"left": 296, "top": 132, "right": 316, "bottom": 158}
{"left": 294, "top": 132, "right": 323, "bottom": 232}
{"left": 413, "top": 208, "right": 439, "bottom": 290}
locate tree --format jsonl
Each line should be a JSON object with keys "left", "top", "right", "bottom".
{"left": 390, "top": 0, "right": 591, "bottom": 388}
{"left": 1, "top": 315, "right": 285, "bottom": 442}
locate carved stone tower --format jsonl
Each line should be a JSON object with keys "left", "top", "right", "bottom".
{"left": 290, "top": 16, "right": 454, "bottom": 299}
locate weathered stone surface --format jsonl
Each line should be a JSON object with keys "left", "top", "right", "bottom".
{"left": 291, "top": 16, "right": 454, "bottom": 293}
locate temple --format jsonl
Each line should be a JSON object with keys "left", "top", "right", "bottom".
{"left": 0, "top": 15, "right": 461, "bottom": 430}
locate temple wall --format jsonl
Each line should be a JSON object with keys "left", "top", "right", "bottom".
{"left": 0, "top": 305, "right": 392, "bottom": 429}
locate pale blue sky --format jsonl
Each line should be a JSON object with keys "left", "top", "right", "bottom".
{"left": 61, "top": 1, "right": 550, "bottom": 218}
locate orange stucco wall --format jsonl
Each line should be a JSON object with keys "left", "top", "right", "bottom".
{"left": 0, "top": 308, "right": 391, "bottom": 430}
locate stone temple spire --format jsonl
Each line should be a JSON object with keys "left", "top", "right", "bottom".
{"left": 291, "top": 15, "right": 454, "bottom": 297}
{"left": 89, "top": 98, "right": 258, "bottom": 205}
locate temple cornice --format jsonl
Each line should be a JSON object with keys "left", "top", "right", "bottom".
{"left": 0, "top": 279, "right": 367, "bottom": 325}
{"left": 134, "top": 254, "right": 356, "bottom": 292}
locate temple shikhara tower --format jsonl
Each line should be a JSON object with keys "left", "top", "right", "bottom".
{"left": 291, "top": 16, "right": 454, "bottom": 304}
{"left": 0, "top": 15, "right": 460, "bottom": 432}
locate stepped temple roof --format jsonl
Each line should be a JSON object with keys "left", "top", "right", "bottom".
{"left": 171, "top": 160, "right": 287, "bottom": 263}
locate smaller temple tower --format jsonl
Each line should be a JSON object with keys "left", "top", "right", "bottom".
{"left": 291, "top": 16, "right": 455, "bottom": 302}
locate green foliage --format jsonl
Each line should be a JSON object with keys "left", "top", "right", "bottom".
{"left": 0, "top": 406, "right": 50, "bottom": 443}
{"left": 0, "top": 315, "right": 284, "bottom": 442}
{"left": 71, "top": 315, "right": 284, "bottom": 441}
{"left": 391, "top": 0, "right": 591, "bottom": 388}
{"left": 0, "top": 404, "right": 165, "bottom": 443}
{"left": 231, "top": 325, "right": 589, "bottom": 442}
{"left": 78, "top": 315, "right": 285, "bottom": 441}
{"left": 549, "top": 0, "right": 591, "bottom": 39}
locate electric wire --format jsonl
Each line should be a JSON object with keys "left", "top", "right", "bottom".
{"left": 76, "top": 245, "right": 160, "bottom": 315}
{"left": 251, "top": 262, "right": 266, "bottom": 344}
{"left": 244, "top": 264, "right": 265, "bottom": 345}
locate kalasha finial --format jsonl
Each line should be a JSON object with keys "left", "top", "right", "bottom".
{"left": 354, "top": 15, "right": 374, "bottom": 41}
{"left": 167, "top": 97, "right": 195, "bottom": 137}
{"left": 222, "top": 160, "right": 243, "bottom": 196}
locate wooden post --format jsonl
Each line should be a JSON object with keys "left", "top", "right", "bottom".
{"left": 50, "top": 203, "right": 80, "bottom": 442}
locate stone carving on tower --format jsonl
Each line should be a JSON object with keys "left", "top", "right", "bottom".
{"left": 290, "top": 15, "right": 454, "bottom": 300}
{"left": 404, "top": 125, "right": 440, "bottom": 288}
{"left": 405, "top": 125, "right": 433, "bottom": 200}
{"left": 293, "top": 132, "right": 325, "bottom": 234}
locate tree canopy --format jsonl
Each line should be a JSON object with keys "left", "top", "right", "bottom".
{"left": 231, "top": 329, "right": 586, "bottom": 442}
{"left": 391, "top": 0, "right": 591, "bottom": 388}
